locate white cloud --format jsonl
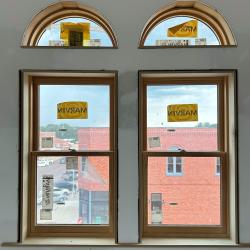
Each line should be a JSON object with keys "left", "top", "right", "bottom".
{"left": 147, "top": 85, "right": 217, "bottom": 127}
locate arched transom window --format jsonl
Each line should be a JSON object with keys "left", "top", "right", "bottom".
{"left": 22, "top": 1, "right": 118, "bottom": 48}
{"left": 139, "top": 1, "right": 236, "bottom": 47}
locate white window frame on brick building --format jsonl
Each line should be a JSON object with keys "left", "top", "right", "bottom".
{"left": 166, "top": 146, "right": 183, "bottom": 176}
{"left": 166, "top": 157, "right": 183, "bottom": 176}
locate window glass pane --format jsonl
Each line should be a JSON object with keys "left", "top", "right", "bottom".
{"left": 144, "top": 16, "right": 220, "bottom": 46}
{"left": 37, "top": 17, "right": 113, "bottom": 47}
{"left": 217, "top": 157, "right": 221, "bottom": 165}
{"left": 168, "top": 157, "right": 174, "bottom": 164}
{"left": 147, "top": 85, "right": 218, "bottom": 151}
{"left": 167, "top": 164, "right": 174, "bottom": 173}
{"left": 148, "top": 157, "right": 221, "bottom": 225}
{"left": 176, "top": 157, "right": 182, "bottom": 164}
{"left": 151, "top": 193, "right": 162, "bottom": 201}
{"left": 216, "top": 165, "right": 220, "bottom": 175}
{"left": 176, "top": 164, "right": 182, "bottom": 173}
{"left": 39, "top": 85, "right": 110, "bottom": 151}
{"left": 216, "top": 158, "right": 221, "bottom": 175}
{"left": 81, "top": 156, "right": 88, "bottom": 174}
{"left": 36, "top": 156, "right": 109, "bottom": 225}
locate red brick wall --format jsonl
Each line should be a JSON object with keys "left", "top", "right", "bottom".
{"left": 77, "top": 128, "right": 110, "bottom": 191}
{"left": 147, "top": 128, "right": 217, "bottom": 151}
{"left": 77, "top": 127, "right": 220, "bottom": 225}
{"left": 147, "top": 157, "right": 220, "bottom": 225}
{"left": 77, "top": 128, "right": 110, "bottom": 150}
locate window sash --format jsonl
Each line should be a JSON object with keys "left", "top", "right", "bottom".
{"left": 31, "top": 76, "right": 116, "bottom": 152}
{"left": 141, "top": 78, "right": 225, "bottom": 153}
{"left": 139, "top": 75, "right": 229, "bottom": 238}
{"left": 142, "top": 147, "right": 228, "bottom": 237}
{"left": 27, "top": 75, "right": 117, "bottom": 237}
{"left": 28, "top": 153, "right": 115, "bottom": 236}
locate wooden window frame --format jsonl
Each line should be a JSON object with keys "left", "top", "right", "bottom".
{"left": 20, "top": 71, "right": 117, "bottom": 239}
{"left": 139, "top": 71, "right": 237, "bottom": 239}
{"left": 21, "top": 1, "right": 118, "bottom": 48}
{"left": 138, "top": 1, "right": 237, "bottom": 48}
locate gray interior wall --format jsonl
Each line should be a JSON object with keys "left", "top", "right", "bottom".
{"left": 0, "top": 0, "right": 250, "bottom": 249}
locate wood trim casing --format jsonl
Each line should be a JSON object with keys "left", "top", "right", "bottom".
{"left": 138, "top": 71, "right": 235, "bottom": 239}
{"left": 138, "top": 0, "right": 237, "bottom": 48}
{"left": 21, "top": 1, "right": 118, "bottom": 48}
{"left": 20, "top": 72, "right": 118, "bottom": 239}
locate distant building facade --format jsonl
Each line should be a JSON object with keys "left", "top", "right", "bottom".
{"left": 40, "top": 127, "right": 220, "bottom": 225}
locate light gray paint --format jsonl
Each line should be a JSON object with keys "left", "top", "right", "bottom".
{"left": 0, "top": 0, "right": 250, "bottom": 248}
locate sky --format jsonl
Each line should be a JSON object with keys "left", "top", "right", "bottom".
{"left": 40, "top": 85, "right": 110, "bottom": 127}
{"left": 38, "top": 16, "right": 219, "bottom": 128}
{"left": 40, "top": 84, "right": 218, "bottom": 128}
{"left": 37, "top": 17, "right": 113, "bottom": 46}
{"left": 144, "top": 16, "right": 220, "bottom": 46}
{"left": 37, "top": 16, "right": 220, "bottom": 47}
{"left": 147, "top": 85, "right": 218, "bottom": 127}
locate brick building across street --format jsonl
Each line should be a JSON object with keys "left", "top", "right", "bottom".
{"left": 76, "top": 127, "right": 220, "bottom": 225}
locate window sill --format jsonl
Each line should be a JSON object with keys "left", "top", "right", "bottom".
{"left": 141, "top": 238, "right": 237, "bottom": 246}
{"left": 2, "top": 237, "right": 116, "bottom": 247}
{"left": 2, "top": 238, "right": 239, "bottom": 247}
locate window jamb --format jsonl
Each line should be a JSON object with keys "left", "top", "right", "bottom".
{"left": 139, "top": 71, "right": 234, "bottom": 239}
{"left": 20, "top": 71, "right": 118, "bottom": 240}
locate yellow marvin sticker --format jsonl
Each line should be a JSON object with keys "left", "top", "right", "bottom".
{"left": 167, "top": 104, "right": 198, "bottom": 122}
{"left": 168, "top": 20, "right": 198, "bottom": 38}
{"left": 60, "top": 22, "right": 90, "bottom": 46}
{"left": 57, "top": 102, "right": 88, "bottom": 119}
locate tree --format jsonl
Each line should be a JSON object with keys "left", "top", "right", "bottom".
{"left": 40, "top": 124, "right": 79, "bottom": 142}
{"left": 196, "top": 122, "right": 217, "bottom": 128}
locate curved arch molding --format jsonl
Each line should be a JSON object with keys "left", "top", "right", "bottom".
{"left": 139, "top": 1, "right": 237, "bottom": 47}
{"left": 22, "top": 1, "right": 118, "bottom": 47}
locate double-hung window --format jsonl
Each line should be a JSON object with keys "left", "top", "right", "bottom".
{"left": 20, "top": 71, "right": 117, "bottom": 239}
{"left": 167, "top": 157, "right": 182, "bottom": 176}
{"left": 167, "top": 146, "right": 183, "bottom": 176}
{"left": 139, "top": 71, "right": 237, "bottom": 239}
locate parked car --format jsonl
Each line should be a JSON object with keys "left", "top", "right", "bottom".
{"left": 55, "top": 180, "right": 77, "bottom": 192}
{"left": 53, "top": 187, "right": 68, "bottom": 204}
{"left": 37, "top": 187, "right": 70, "bottom": 205}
